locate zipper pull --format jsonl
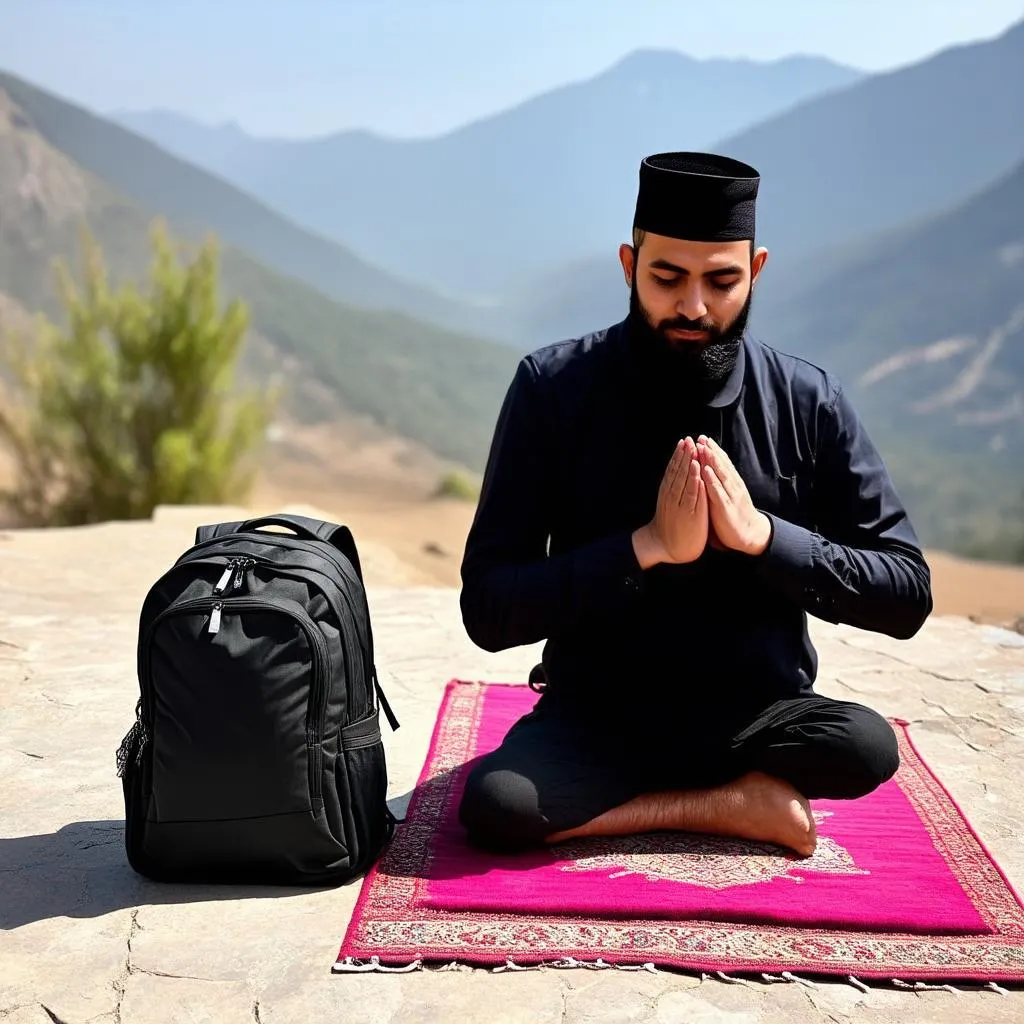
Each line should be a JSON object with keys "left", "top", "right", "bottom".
{"left": 208, "top": 602, "right": 223, "bottom": 634}
{"left": 232, "top": 558, "right": 250, "bottom": 590}
{"left": 213, "top": 560, "right": 236, "bottom": 595}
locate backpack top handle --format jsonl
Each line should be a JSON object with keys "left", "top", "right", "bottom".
{"left": 195, "top": 513, "right": 364, "bottom": 582}
{"left": 237, "top": 514, "right": 332, "bottom": 543}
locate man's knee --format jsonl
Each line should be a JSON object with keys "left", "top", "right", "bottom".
{"left": 458, "top": 763, "right": 551, "bottom": 852}
{"left": 771, "top": 701, "right": 900, "bottom": 799}
{"left": 828, "top": 704, "right": 900, "bottom": 798}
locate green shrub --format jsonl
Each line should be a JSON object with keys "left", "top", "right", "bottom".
{"left": 0, "top": 221, "right": 279, "bottom": 526}
{"left": 434, "top": 470, "right": 481, "bottom": 501}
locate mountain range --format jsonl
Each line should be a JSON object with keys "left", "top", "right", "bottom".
{"left": 114, "top": 51, "right": 863, "bottom": 302}
{"left": 756, "top": 159, "right": 1024, "bottom": 560}
{"left": 1, "top": 25, "right": 1022, "bottom": 562}
{"left": 113, "top": 24, "right": 1024, "bottom": 315}
{"left": 488, "top": 17, "right": 1024, "bottom": 346}
{"left": 0, "top": 84, "right": 517, "bottom": 472}
{"left": 0, "top": 71, "right": 476, "bottom": 334}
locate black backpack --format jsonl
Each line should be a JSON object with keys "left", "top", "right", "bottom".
{"left": 115, "top": 512, "right": 400, "bottom": 886}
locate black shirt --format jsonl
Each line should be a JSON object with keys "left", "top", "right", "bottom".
{"left": 459, "top": 319, "right": 932, "bottom": 727}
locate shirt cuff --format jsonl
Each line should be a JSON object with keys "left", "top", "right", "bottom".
{"left": 757, "top": 513, "right": 816, "bottom": 591}
{"left": 570, "top": 529, "right": 647, "bottom": 607}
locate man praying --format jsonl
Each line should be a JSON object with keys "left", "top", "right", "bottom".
{"left": 457, "top": 151, "right": 932, "bottom": 858}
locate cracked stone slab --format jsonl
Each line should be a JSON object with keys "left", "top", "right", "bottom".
{"left": 118, "top": 974, "right": 255, "bottom": 1024}
{"left": 0, "top": 1009, "right": 66, "bottom": 1024}
{"left": 654, "top": 989, "right": 761, "bottom": 1023}
{"left": 0, "top": 910, "right": 128, "bottom": 1022}
{"left": 260, "top": 971, "right": 567, "bottom": 1024}
{"left": 2, "top": 510, "right": 1024, "bottom": 1023}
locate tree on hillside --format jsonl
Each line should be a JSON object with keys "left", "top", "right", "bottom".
{"left": 0, "top": 221, "right": 279, "bottom": 527}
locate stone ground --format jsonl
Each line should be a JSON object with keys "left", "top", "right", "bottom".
{"left": 2, "top": 506, "right": 1024, "bottom": 1023}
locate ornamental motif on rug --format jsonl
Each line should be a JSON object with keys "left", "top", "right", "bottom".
{"left": 556, "top": 811, "right": 869, "bottom": 890}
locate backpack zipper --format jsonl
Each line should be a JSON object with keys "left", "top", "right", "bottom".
{"left": 211, "top": 557, "right": 256, "bottom": 595}
{"left": 140, "top": 594, "right": 331, "bottom": 805}
{"left": 151, "top": 551, "right": 368, "bottom": 719}
{"left": 202, "top": 555, "right": 369, "bottom": 721}
{"left": 213, "top": 562, "right": 235, "bottom": 595}
{"left": 175, "top": 540, "right": 388, "bottom": 724}
{"left": 185, "top": 534, "right": 373, "bottom": 659}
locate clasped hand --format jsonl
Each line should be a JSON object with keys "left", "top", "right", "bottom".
{"left": 633, "top": 435, "right": 772, "bottom": 568}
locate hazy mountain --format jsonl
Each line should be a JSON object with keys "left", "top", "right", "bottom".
{"left": 715, "top": 19, "right": 1024, "bottom": 272}
{"left": 0, "top": 84, "right": 517, "bottom": 473}
{"left": 501, "top": 19, "right": 1024, "bottom": 343}
{"left": 112, "top": 109, "right": 256, "bottom": 170}
{"left": 761, "top": 161, "right": 1024, "bottom": 561}
{"left": 758, "top": 158, "right": 1024, "bottom": 439}
{"left": 0, "top": 71, "right": 482, "bottom": 336}
{"left": 757, "top": 160, "right": 1024, "bottom": 382}
{"left": 114, "top": 51, "right": 863, "bottom": 300}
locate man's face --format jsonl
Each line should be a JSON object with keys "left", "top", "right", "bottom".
{"left": 620, "top": 232, "right": 767, "bottom": 360}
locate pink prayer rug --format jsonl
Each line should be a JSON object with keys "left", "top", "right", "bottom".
{"left": 336, "top": 680, "right": 1024, "bottom": 982}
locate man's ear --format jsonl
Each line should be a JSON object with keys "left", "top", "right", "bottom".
{"left": 619, "top": 242, "right": 636, "bottom": 288}
{"left": 751, "top": 246, "right": 769, "bottom": 286}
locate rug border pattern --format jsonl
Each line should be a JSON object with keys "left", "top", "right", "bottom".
{"left": 338, "top": 680, "right": 1024, "bottom": 981}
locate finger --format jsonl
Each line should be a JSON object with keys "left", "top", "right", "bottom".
{"left": 705, "top": 437, "right": 737, "bottom": 480}
{"left": 705, "top": 443, "right": 742, "bottom": 500}
{"left": 701, "top": 445, "right": 728, "bottom": 496}
{"left": 665, "top": 440, "right": 689, "bottom": 503}
{"left": 677, "top": 456, "right": 696, "bottom": 506}
{"left": 693, "top": 472, "right": 707, "bottom": 514}
{"left": 702, "top": 463, "right": 729, "bottom": 508}
{"left": 662, "top": 439, "right": 686, "bottom": 492}
{"left": 681, "top": 458, "right": 701, "bottom": 510}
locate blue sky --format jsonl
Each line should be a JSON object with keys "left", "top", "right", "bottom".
{"left": 2, "top": 0, "right": 1023, "bottom": 138}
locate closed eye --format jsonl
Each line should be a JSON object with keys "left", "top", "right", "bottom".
{"left": 709, "top": 278, "right": 740, "bottom": 292}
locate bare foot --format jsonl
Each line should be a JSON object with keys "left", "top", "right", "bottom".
{"left": 728, "top": 771, "right": 817, "bottom": 856}
{"left": 545, "top": 771, "right": 817, "bottom": 856}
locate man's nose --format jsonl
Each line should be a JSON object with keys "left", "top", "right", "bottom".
{"left": 676, "top": 284, "right": 708, "bottom": 321}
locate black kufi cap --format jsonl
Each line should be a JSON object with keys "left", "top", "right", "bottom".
{"left": 633, "top": 151, "right": 760, "bottom": 242}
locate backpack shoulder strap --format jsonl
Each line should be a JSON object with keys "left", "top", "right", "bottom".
{"left": 194, "top": 520, "right": 246, "bottom": 544}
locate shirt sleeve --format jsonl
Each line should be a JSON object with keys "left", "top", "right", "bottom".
{"left": 754, "top": 383, "right": 933, "bottom": 639}
{"left": 459, "top": 356, "right": 646, "bottom": 652}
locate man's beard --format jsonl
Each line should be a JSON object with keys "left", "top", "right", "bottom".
{"left": 627, "top": 277, "right": 752, "bottom": 390}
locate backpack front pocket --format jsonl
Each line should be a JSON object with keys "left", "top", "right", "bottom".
{"left": 142, "top": 598, "right": 329, "bottom": 823}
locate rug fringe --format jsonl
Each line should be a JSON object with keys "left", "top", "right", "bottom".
{"left": 758, "top": 971, "right": 817, "bottom": 989}
{"left": 334, "top": 956, "right": 1016, "bottom": 991}
{"left": 333, "top": 956, "right": 423, "bottom": 974}
{"left": 781, "top": 971, "right": 818, "bottom": 988}
{"left": 498, "top": 956, "right": 657, "bottom": 973}
{"left": 492, "top": 958, "right": 538, "bottom": 972}
{"left": 709, "top": 971, "right": 757, "bottom": 988}
{"left": 892, "top": 978, "right": 962, "bottom": 994}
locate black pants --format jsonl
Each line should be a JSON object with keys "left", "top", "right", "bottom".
{"left": 458, "top": 692, "right": 900, "bottom": 852}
